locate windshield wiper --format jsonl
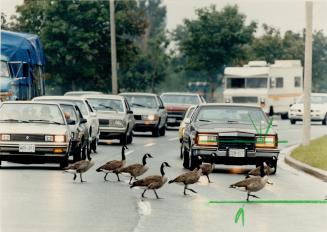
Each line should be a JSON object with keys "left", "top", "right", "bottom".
{"left": 132, "top": 103, "right": 148, "bottom": 108}
{"left": 98, "top": 104, "right": 118, "bottom": 112}
{"left": 0, "top": 119, "right": 30, "bottom": 123}
{"left": 28, "top": 119, "right": 63, "bottom": 125}
{"left": 198, "top": 119, "right": 213, "bottom": 122}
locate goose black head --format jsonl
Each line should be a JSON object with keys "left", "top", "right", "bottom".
{"left": 142, "top": 153, "right": 153, "bottom": 165}
{"left": 145, "top": 153, "right": 153, "bottom": 158}
{"left": 160, "top": 162, "right": 170, "bottom": 176}
{"left": 162, "top": 162, "right": 171, "bottom": 168}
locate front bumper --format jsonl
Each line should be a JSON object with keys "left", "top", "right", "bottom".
{"left": 288, "top": 113, "right": 325, "bottom": 121}
{"left": 133, "top": 120, "right": 159, "bottom": 132}
{"left": 99, "top": 127, "right": 126, "bottom": 139}
{"left": 0, "top": 142, "right": 69, "bottom": 155}
{"left": 192, "top": 145, "right": 279, "bottom": 165}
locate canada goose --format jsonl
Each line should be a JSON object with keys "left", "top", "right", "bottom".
{"left": 230, "top": 163, "right": 268, "bottom": 201}
{"left": 130, "top": 162, "right": 170, "bottom": 199}
{"left": 168, "top": 168, "right": 202, "bottom": 195}
{"left": 120, "top": 153, "right": 153, "bottom": 184}
{"left": 200, "top": 153, "right": 217, "bottom": 183}
{"left": 63, "top": 159, "right": 95, "bottom": 182}
{"left": 96, "top": 145, "right": 127, "bottom": 181}
{"left": 247, "top": 157, "right": 277, "bottom": 177}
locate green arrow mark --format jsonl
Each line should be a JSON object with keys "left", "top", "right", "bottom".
{"left": 234, "top": 207, "right": 245, "bottom": 227}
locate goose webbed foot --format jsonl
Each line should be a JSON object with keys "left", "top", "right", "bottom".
{"left": 187, "top": 188, "right": 197, "bottom": 194}
{"left": 115, "top": 173, "right": 121, "bottom": 182}
{"left": 73, "top": 174, "right": 77, "bottom": 181}
{"left": 80, "top": 173, "right": 86, "bottom": 183}
{"left": 206, "top": 175, "right": 213, "bottom": 183}
{"left": 153, "top": 190, "right": 162, "bottom": 199}
{"left": 249, "top": 194, "right": 260, "bottom": 199}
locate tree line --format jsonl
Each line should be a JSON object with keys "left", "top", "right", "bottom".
{"left": 2, "top": 1, "right": 326, "bottom": 97}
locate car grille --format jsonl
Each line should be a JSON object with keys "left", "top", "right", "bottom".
{"left": 167, "top": 111, "right": 185, "bottom": 118}
{"left": 134, "top": 115, "right": 142, "bottom": 120}
{"left": 218, "top": 136, "right": 256, "bottom": 150}
{"left": 99, "top": 119, "right": 109, "bottom": 126}
{"left": 10, "top": 134, "right": 45, "bottom": 142}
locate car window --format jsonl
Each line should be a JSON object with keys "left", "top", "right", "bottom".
{"left": 296, "top": 95, "right": 327, "bottom": 104}
{"left": 195, "top": 106, "right": 267, "bottom": 125}
{"left": 123, "top": 95, "right": 158, "bottom": 109}
{"left": 161, "top": 94, "right": 200, "bottom": 105}
{"left": 34, "top": 99, "right": 89, "bottom": 116}
{"left": 75, "top": 106, "right": 84, "bottom": 119}
{"left": 87, "top": 98, "right": 124, "bottom": 112}
{"left": 60, "top": 104, "right": 78, "bottom": 122}
{"left": 185, "top": 106, "right": 196, "bottom": 119}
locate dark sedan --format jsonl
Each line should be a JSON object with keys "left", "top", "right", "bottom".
{"left": 182, "top": 104, "right": 279, "bottom": 172}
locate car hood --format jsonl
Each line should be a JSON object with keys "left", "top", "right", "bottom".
{"left": 193, "top": 122, "right": 275, "bottom": 135}
{"left": 131, "top": 108, "right": 158, "bottom": 115}
{"left": 96, "top": 110, "right": 125, "bottom": 120}
{"left": 0, "top": 123, "right": 68, "bottom": 134}
{"left": 290, "top": 103, "right": 325, "bottom": 111}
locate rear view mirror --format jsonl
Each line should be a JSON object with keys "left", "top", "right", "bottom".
{"left": 159, "top": 106, "right": 165, "bottom": 109}
{"left": 127, "top": 110, "right": 133, "bottom": 114}
{"left": 80, "top": 118, "right": 87, "bottom": 124}
{"left": 67, "top": 119, "right": 76, "bottom": 125}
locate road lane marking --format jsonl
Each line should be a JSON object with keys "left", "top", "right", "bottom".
{"left": 125, "top": 150, "right": 134, "bottom": 156}
{"left": 208, "top": 200, "right": 327, "bottom": 204}
{"left": 133, "top": 200, "right": 152, "bottom": 232}
{"left": 168, "top": 137, "right": 179, "bottom": 141}
{"left": 144, "top": 143, "right": 156, "bottom": 147}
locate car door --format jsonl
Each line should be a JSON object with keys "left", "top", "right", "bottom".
{"left": 124, "top": 99, "right": 135, "bottom": 132}
{"left": 85, "top": 100, "right": 99, "bottom": 138}
{"left": 157, "top": 96, "right": 167, "bottom": 127}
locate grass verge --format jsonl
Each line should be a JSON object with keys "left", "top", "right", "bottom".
{"left": 291, "top": 135, "right": 327, "bottom": 171}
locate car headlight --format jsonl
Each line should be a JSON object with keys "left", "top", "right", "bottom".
{"left": 143, "top": 114, "right": 159, "bottom": 121}
{"left": 45, "top": 135, "right": 54, "bottom": 142}
{"left": 54, "top": 135, "right": 66, "bottom": 143}
{"left": 196, "top": 133, "right": 218, "bottom": 146}
{"left": 110, "top": 119, "right": 126, "bottom": 128}
{"left": 255, "top": 135, "right": 277, "bottom": 148}
{"left": 0, "top": 134, "right": 10, "bottom": 141}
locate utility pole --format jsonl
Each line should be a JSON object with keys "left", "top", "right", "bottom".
{"left": 109, "top": 0, "right": 118, "bottom": 94}
{"left": 302, "top": 1, "right": 313, "bottom": 146}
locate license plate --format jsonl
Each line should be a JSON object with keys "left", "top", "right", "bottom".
{"left": 229, "top": 149, "right": 244, "bottom": 157}
{"left": 167, "top": 118, "right": 176, "bottom": 123}
{"left": 19, "top": 144, "right": 35, "bottom": 153}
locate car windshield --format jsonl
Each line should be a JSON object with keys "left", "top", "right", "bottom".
{"left": 184, "top": 106, "right": 196, "bottom": 119}
{"left": 161, "top": 95, "right": 200, "bottom": 105}
{"left": 195, "top": 106, "right": 268, "bottom": 125}
{"left": 87, "top": 98, "right": 124, "bottom": 112}
{"left": 123, "top": 95, "right": 158, "bottom": 109}
{"left": 0, "top": 103, "right": 65, "bottom": 125}
{"left": 35, "top": 99, "right": 88, "bottom": 116}
{"left": 296, "top": 95, "right": 327, "bottom": 104}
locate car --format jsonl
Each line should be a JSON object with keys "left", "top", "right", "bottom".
{"left": 64, "top": 91, "right": 104, "bottom": 96}
{"left": 58, "top": 103, "right": 89, "bottom": 161}
{"left": 0, "top": 101, "right": 73, "bottom": 168}
{"left": 288, "top": 93, "right": 327, "bottom": 125}
{"left": 182, "top": 103, "right": 279, "bottom": 172}
{"left": 160, "top": 92, "right": 206, "bottom": 127}
{"left": 33, "top": 96, "right": 99, "bottom": 153}
{"left": 84, "top": 94, "right": 135, "bottom": 144}
{"left": 120, "top": 92, "right": 167, "bottom": 137}
{"left": 178, "top": 105, "right": 197, "bottom": 159}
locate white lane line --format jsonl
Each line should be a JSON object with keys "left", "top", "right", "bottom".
{"left": 125, "top": 150, "right": 134, "bottom": 156}
{"left": 133, "top": 200, "right": 152, "bottom": 232}
{"left": 168, "top": 137, "right": 179, "bottom": 141}
{"left": 144, "top": 143, "right": 156, "bottom": 147}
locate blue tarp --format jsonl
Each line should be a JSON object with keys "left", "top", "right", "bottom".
{"left": 1, "top": 30, "right": 45, "bottom": 66}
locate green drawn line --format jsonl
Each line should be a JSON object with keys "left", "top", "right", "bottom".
{"left": 264, "top": 117, "right": 273, "bottom": 135}
{"left": 234, "top": 207, "right": 245, "bottom": 226}
{"left": 209, "top": 200, "right": 327, "bottom": 204}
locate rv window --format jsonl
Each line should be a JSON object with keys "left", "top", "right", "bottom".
{"left": 226, "top": 78, "right": 245, "bottom": 88}
{"left": 276, "top": 77, "right": 284, "bottom": 88}
{"left": 246, "top": 78, "right": 267, "bottom": 88}
{"left": 294, "top": 76, "right": 301, "bottom": 87}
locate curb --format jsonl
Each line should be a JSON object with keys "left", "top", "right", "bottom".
{"left": 283, "top": 144, "right": 327, "bottom": 182}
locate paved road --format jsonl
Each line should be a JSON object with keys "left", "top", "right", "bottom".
{"left": 0, "top": 120, "right": 326, "bottom": 232}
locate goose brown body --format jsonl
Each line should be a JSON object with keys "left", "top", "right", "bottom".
{"left": 169, "top": 168, "right": 202, "bottom": 195}
{"left": 96, "top": 145, "right": 127, "bottom": 181}
{"left": 64, "top": 160, "right": 94, "bottom": 182}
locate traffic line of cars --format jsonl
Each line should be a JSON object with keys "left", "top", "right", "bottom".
{"left": 0, "top": 92, "right": 204, "bottom": 168}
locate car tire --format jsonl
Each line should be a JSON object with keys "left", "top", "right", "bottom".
{"left": 73, "top": 143, "right": 82, "bottom": 162}
{"left": 183, "top": 146, "right": 190, "bottom": 169}
{"left": 60, "top": 156, "right": 69, "bottom": 169}
{"left": 120, "top": 133, "right": 127, "bottom": 145}
{"left": 152, "top": 127, "right": 160, "bottom": 137}
{"left": 290, "top": 119, "right": 296, "bottom": 125}
{"left": 90, "top": 138, "right": 97, "bottom": 153}
{"left": 180, "top": 143, "right": 184, "bottom": 159}
{"left": 281, "top": 113, "right": 288, "bottom": 120}
{"left": 322, "top": 114, "right": 327, "bottom": 125}
{"left": 127, "top": 132, "right": 133, "bottom": 144}
{"left": 269, "top": 159, "right": 278, "bottom": 175}
{"left": 159, "top": 125, "right": 166, "bottom": 136}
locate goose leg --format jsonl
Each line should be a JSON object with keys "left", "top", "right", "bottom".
{"left": 246, "top": 193, "right": 250, "bottom": 201}
{"left": 104, "top": 173, "right": 108, "bottom": 181}
{"left": 206, "top": 174, "right": 212, "bottom": 183}
{"left": 115, "top": 172, "right": 121, "bottom": 182}
{"left": 186, "top": 187, "right": 197, "bottom": 194}
{"left": 80, "top": 173, "right": 86, "bottom": 182}
{"left": 249, "top": 194, "right": 260, "bottom": 199}
{"left": 183, "top": 185, "right": 188, "bottom": 195}
{"left": 129, "top": 177, "right": 133, "bottom": 184}
{"left": 153, "top": 189, "right": 161, "bottom": 199}
{"left": 73, "top": 173, "right": 77, "bottom": 181}
{"left": 141, "top": 189, "right": 147, "bottom": 198}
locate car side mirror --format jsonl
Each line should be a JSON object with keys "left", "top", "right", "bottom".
{"left": 67, "top": 119, "right": 76, "bottom": 125}
{"left": 80, "top": 118, "right": 87, "bottom": 124}
{"left": 159, "top": 106, "right": 165, "bottom": 109}
{"left": 127, "top": 110, "right": 133, "bottom": 114}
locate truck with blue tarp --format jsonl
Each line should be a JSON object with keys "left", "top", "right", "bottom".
{"left": 0, "top": 30, "right": 45, "bottom": 101}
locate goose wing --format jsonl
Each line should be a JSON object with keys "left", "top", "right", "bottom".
{"left": 200, "top": 164, "right": 214, "bottom": 175}
{"left": 132, "top": 175, "right": 161, "bottom": 187}
{"left": 230, "top": 176, "right": 261, "bottom": 188}
{"left": 64, "top": 160, "right": 87, "bottom": 170}
{"left": 248, "top": 167, "right": 260, "bottom": 176}
{"left": 99, "top": 160, "right": 123, "bottom": 171}
{"left": 120, "top": 164, "right": 143, "bottom": 174}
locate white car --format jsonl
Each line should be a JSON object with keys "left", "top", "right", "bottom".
{"left": 288, "top": 93, "right": 327, "bottom": 125}
{"left": 33, "top": 96, "right": 100, "bottom": 153}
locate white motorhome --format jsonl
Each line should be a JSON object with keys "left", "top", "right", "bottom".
{"left": 223, "top": 60, "right": 303, "bottom": 118}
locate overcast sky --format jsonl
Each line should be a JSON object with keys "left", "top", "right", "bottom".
{"left": 1, "top": 0, "right": 327, "bottom": 35}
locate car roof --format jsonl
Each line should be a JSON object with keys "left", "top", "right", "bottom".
{"left": 160, "top": 92, "right": 201, "bottom": 96}
{"left": 1, "top": 101, "right": 60, "bottom": 106}
{"left": 33, "top": 96, "right": 87, "bottom": 101}
{"left": 84, "top": 94, "right": 124, "bottom": 100}
{"left": 311, "top": 93, "right": 327, "bottom": 96}
{"left": 198, "top": 103, "right": 263, "bottom": 109}
{"left": 120, "top": 92, "right": 158, "bottom": 97}
{"left": 64, "top": 91, "right": 103, "bottom": 96}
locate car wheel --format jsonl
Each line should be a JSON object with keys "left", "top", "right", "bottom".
{"left": 290, "top": 119, "right": 296, "bottom": 125}
{"left": 60, "top": 156, "right": 69, "bottom": 169}
{"left": 159, "top": 125, "right": 166, "bottom": 136}
{"left": 281, "top": 113, "right": 288, "bottom": 120}
{"left": 322, "top": 114, "right": 327, "bottom": 125}
{"left": 120, "top": 133, "right": 127, "bottom": 145}
{"left": 73, "top": 143, "right": 82, "bottom": 162}
{"left": 269, "top": 159, "right": 278, "bottom": 175}
{"left": 90, "top": 138, "right": 97, "bottom": 153}
{"left": 152, "top": 127, "right": 160, "bottom": 137}
{"left": 183, "top": 147, "right": 190, "bottom": 169}
{"left": 127, "top": 132, "right": 133, "bottom": 144}
{"left": 180, "top": 143, "right": 184, "bottom": 159}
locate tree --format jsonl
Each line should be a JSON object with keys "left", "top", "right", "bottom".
{"left": 173, "top": 5, "right": 257, "bottom": 100}
{"left": 312, "top": 31, "right": 327, "bottom": 92}
{"left": 14, "top": 0, "right": 147, "bottom": 93}
{"left": 1, "top": 12, "right": 11, "bottom": 30}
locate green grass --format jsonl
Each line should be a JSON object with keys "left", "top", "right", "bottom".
{"left": 291, "top": 135, "right": 327, "bottom": 171}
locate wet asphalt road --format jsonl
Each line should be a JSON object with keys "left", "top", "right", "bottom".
{"left": 0, "top": 120, "right": 326, "bottom": 232}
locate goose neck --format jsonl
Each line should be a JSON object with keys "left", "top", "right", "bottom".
{"left": 160, "top": 164, "right": 165, "bottom": 176}
{"left": 142, "top": 155, "right": 147, "bottom": 166}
